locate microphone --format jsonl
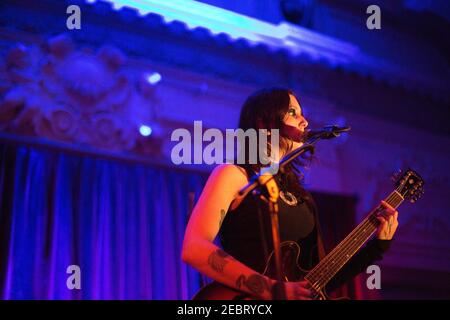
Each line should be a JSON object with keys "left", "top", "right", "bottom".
{"left": 305, "top": 125, "right": 351, "bottom": 140}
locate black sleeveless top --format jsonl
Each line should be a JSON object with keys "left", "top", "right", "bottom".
{"left": 219, "top": 166, "right": 319, "bottom": 274}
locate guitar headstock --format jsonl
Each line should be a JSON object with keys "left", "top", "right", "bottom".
{"left": 392, "top": 168, "right": 424, "bottom": 203}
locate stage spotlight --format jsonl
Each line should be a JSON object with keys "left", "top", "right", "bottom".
{"left": 139, "top": 125, "right": 152, "bottom": 136}
{"left": 146, "top": 72, "right": 162, "bottom": 85}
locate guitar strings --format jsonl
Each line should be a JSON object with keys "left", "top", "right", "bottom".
{"left": 306, "top": 217, "right": 379, "bottom": 289}
{"left": 309, "top": 191, "right": 403, "bottom": 290}
{"left": 307, "top": 201, "right": 396, "bottom": 290}
{"left": 310, "top": 215, "right": 380, "bottom": 290}
{"left": 306, "top": 190, "right": 403, "bottom": 290}
{"left": 308, "top": 191, "right": 403, "bottom": 290}
{"left": 308, "top": 175, "right": 420, "bottom": 290}
{"left": 309, "top": 190, "right": 399, "bottom": 278}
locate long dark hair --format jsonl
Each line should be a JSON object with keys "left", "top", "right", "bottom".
{"left": 236, "top": 87, "right": 312, "bottom": 197}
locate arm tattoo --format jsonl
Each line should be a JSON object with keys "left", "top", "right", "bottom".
{"left": 219, "top": 209, "right": 226, "bottom": 228}
{"left": 236, "top": 274, "right": 271, "bottom": 297}
{"left": 207, "top": 249, "right": 229, "bottom": 273}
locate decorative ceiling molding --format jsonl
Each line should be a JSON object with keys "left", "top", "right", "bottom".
{"left": 84, "top": 0, "right": 448, "bottom": 101}
{"left": 88, "top": 0, "right": 359, "bottom": 63}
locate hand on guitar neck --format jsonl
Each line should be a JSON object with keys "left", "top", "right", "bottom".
{"left": 375, "top": 200, "right": 399, "bottom": 240}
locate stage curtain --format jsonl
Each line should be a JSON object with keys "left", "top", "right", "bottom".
{"left": 0, "top": 142, "right": 206, "bottom": 299}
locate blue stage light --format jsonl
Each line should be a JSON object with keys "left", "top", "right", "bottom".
{"left": 146, "top": 72, "right": 162, "bottom": 85}
{"left": 139, "top": 125, "right": 152, "bottom": 136}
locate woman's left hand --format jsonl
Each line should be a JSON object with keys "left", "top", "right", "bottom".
{"left": 376, "top": 200, "right": 399, "bottom": 240}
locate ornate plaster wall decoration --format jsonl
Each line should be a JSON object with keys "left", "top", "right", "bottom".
{"left": 0, "top": 34, "right": 161, "bottom": 155}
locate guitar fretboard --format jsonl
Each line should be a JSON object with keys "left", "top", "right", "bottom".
{"left": 304, "top": 190, "right": 404, "bottom": 292}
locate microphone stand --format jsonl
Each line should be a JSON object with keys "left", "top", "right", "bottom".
{"left": 237, "top": 125, "right": 349, "bottom": 300}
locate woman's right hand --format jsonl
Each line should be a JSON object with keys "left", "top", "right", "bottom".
{"left": 284, "top": 280, "right": 314, "bottom": 300}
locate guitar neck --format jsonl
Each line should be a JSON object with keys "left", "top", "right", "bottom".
{"left": 305, "top": 190, "right": 404, "bottom": 292}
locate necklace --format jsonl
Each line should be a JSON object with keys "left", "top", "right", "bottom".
{"left": 279, "top": 190, "right": 298, "bottom": 206}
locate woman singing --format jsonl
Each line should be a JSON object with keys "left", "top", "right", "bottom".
{"left": 182, "top": 87, "right": 398, "bottom": 300}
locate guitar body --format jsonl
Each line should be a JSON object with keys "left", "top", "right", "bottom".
{"left": 193, "top": 241, "right": 327, "bottom": 300}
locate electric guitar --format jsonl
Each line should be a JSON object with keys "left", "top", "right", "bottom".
{"left": 193, "top": 168, "right": 424, "bottom": 300}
